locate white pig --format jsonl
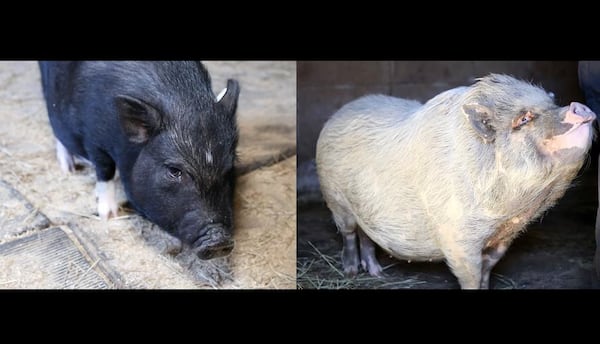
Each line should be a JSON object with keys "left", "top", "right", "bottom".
{"left": 316, "top": 74, "right": 596, "bottom": 289}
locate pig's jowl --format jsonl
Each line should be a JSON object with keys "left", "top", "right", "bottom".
{"left": 39, "top": 61, "right": 240, "bottom": 260}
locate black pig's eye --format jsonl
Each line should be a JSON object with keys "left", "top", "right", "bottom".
{"left": 167, "top": 166, "right": 182, "bottom": 181}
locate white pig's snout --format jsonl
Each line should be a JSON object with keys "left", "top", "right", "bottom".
{"left": 565, "top": 102, "right": 596, "bottom": 124}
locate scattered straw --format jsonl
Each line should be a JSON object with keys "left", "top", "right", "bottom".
{"left": 47, "top": 204, "right": 100, "bottom": 220}
{"left": 491, "top": 273, "right": 517, "bottom": 289}
{"left": 306, "top": 241, "right": 344, "bottom": 277}
{"left": 0, "top": 146, "right": 12, "bottom": 157}
{"left": 298, "top": 241, "right": 432, "bottom": 289}
{"left": 72, "top": 258, "right": 100, "bottom": 288}
{"left": 19, "top": 207, "right": 39, "bottom": 226}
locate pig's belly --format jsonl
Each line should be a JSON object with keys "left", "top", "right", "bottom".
{"left": 355, "top": 214, "right": 446, "bottom": 262}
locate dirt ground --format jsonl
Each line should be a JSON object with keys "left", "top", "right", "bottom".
{"left": 297, "top": 156, "right": 599, "bottom": 289}
{"left": 0, "top": 61, "right": 296, "bottom": 289}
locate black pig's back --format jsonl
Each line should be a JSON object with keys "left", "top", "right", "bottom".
{"left": 40, "top": 61, "right": 90, "bottom": 159}
{"left": 39, "top": 61, "right": 213, "bottom": 176}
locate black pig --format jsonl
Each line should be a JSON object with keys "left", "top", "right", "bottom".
{"left": 39, "top": 61, "right": 240, "bottom": 260}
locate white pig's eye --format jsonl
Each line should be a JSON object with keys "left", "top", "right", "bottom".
{"left": 512, "top": 111, "right": 536, "bottom": 130}
{"left": 167, "top": 166, "right": 182, "bottom": 181}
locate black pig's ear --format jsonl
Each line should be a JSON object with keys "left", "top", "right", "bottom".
{"left": 115, "top": 95, "right": 161, "bottom": 143}
{"left": 462, "top": 103, "right": 496, "bottom": 143}
{"left": 216, "top": 79, "right": 240, "bottom": 119}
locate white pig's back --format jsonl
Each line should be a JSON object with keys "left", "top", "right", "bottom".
{"left": 317, "top": 90, "right": 468, "bottom": 260}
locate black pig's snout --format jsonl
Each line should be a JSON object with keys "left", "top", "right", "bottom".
{"left": 192, "top": 224, "right": 234, "bottom": 260}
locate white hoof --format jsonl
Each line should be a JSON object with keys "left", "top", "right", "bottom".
{"left": 96, "top": 180, "right": 119, "bottom": 220}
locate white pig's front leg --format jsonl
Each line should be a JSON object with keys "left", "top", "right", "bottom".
{"left": 439, "top": 231, "right": 483, "bottom": 289}
{"left": 480, "top": 243, "right": 509, "bottom": 289}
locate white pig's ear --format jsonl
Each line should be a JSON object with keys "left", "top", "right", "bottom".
{"left": 462, "top": 103, "right": 496, "bottom": 143}
{"left": 115, "top": 95, "right": 161, "bottom": 144}
{"left": 217, "top": 79, "right": 240, "bottom": 120}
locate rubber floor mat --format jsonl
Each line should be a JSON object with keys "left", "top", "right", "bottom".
{"left": 0, "top": 226, "right": 122, "bottom": 289}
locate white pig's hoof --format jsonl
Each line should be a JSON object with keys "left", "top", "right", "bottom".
{"left": 343, "top": 264, "right": 359, "bottom": 277}
{"left": 360, "top": 255, "right": 385, "bottom": 277}
{"left": 365, "top": 261, "right": 385, "bottom": 278}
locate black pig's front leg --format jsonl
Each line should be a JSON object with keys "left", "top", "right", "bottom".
{"left": 88, "top": 146, "right": 118, "bottom": 220}
{"left": 56, "top": 139, "right": 75, "bottom": 174}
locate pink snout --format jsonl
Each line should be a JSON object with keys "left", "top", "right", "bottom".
{"left": 565, "top": 102, "right": 596, "bottom": 124}
{"left": 542, "top": 102, "right": 596, "bottom": 155}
